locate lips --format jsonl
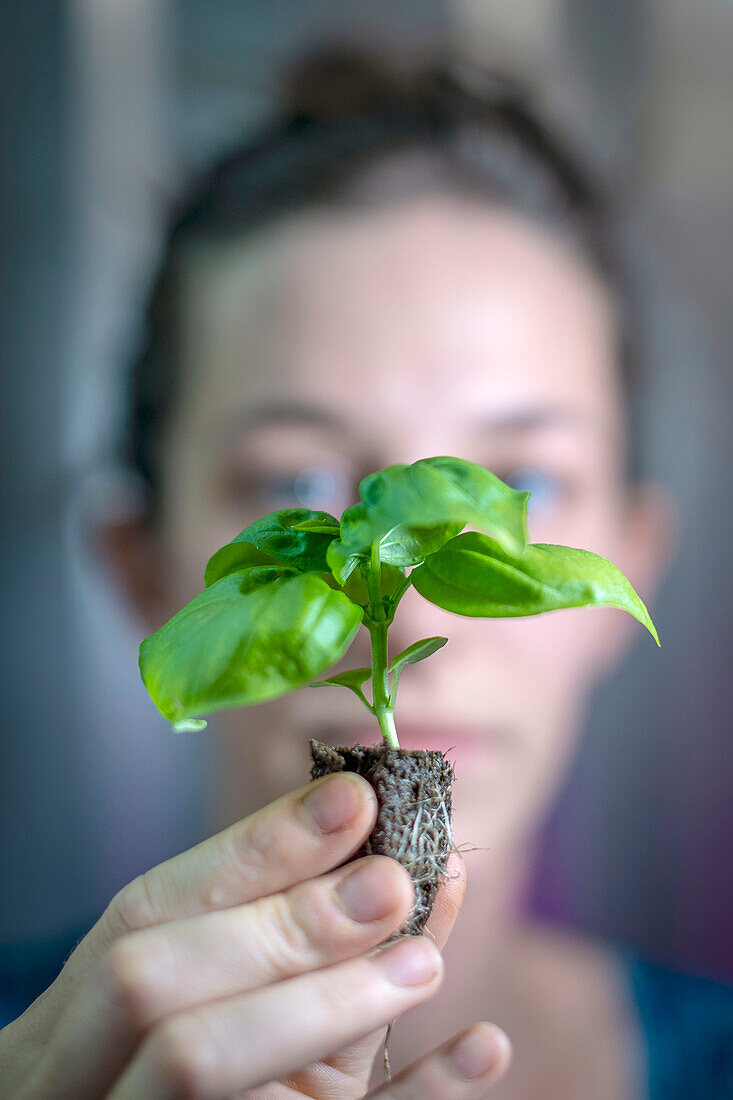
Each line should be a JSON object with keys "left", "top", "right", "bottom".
{"left": 316, "top": 720, "right": 501, "bottom": 760}
{"left": 396, "top": 724, "right": 487, "bottom": 757}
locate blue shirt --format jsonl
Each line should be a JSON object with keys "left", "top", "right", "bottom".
{"left": 628, "top": 954, "right": 733, "bottom": 1098}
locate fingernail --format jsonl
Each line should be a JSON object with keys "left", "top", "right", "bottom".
{"left": 373, "top": 937, "right": 442, "bottom": 987}
{"left": 448, "top": 1023, "right": 509, "bottom": 1080}
{"left": 336, "top": 860, "right": 400, "bottom": 923}
{"left": 301, "top": 774, "right": 365, "bottom": 834}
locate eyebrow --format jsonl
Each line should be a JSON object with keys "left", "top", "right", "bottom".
{"left": 217, "top": 401, "right": 352, "bottom": 445}
{"left": 212, "top": 400, "right": 352, "bottom": 455}
{"left": 216, "top": 401, "right": 587, "bottom": 454}
{"left": 473, "top": 407, "right": 587, "bottom": 435}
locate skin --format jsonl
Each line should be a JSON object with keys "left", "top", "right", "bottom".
{"left": 0, "top": 196, "right": 668, "bottom": 1097}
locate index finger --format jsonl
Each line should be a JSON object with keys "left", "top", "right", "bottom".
{"left": 98, "top": 772, "right": 377, "bottom": 946}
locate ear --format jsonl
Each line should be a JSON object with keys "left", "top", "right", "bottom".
{"left": 597, "top": 480, "right": 676, "bottom": 672}
{"left": 94, "top": 516, "right": 171, "bottom": 633}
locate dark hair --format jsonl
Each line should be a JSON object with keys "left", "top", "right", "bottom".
{"left": 125, "top": 49, "right": 637, "bottom": 518}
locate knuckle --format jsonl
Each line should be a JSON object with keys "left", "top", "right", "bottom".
{"left": 148, "top": 1017, "right": 214, "bottom": 1099}
{"left": 103, "top": 935, "right": 164, "bottom": 1030}
{"left": 227, "top": 811, "right": 281, "bottom": 881}
{"left": 309, "top": 963, "right": 368, "bottom": 1020}
{"left": 106, "top": 872, "right": 157, "bottom": 938}
{"left": 103, "top": 891, "right": 137, "bottom": 942}
{"left": 261, "top": 890, "right": 320, "bottom": 973}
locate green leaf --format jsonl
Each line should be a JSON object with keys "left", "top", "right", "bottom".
{"left": 310, "top": 667, "right": 372, "bottom": 689}
{"left": 389, "top": 636, "right": 448, "bottom": 675}
{"left": 310, "top": 667, "right": 372, "bottom": 707}
{"left": 203, "top": 542, "right": 282, "bottom": 584}
{"left": 204, "top": 509, "right": 340, "bottom": 586}
{"left": 412, "top": 532, "right": 659, "bottom": 643}
{"left": 327, "top": 457, "right": 528, "bottom": 584}
{"left": 291, "top": 519, "right": 341, "bottom": 535}
{"left": 139, "top": 567, "right": 363, "bottom": 723}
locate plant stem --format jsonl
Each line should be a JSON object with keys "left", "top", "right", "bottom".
{"left": 369, "top": 618, "right": 399, "bottom": 749}
{"left": 364, "top": 548, "right": 400, "bottom": 749}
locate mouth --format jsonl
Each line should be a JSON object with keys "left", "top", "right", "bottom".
{"left": 310, "top": 719, "right": 514, "bottom": 762}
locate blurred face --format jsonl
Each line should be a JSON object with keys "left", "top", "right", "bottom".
{"left": 147, "top": 197, "right": 655, "bottom": 857}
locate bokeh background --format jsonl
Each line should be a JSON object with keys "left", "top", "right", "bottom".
{"left": 2, "top": 1, "right": 731, "bottom": 981}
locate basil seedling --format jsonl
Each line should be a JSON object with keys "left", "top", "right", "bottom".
{"left": 139, "top": 455, "right": 658, "bottom": 934}
{"left": 140, "top": 455, "right": 658, "bottom": 745}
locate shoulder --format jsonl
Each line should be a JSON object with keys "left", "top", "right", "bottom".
{"left": 504, "top": 925, "right": 642, "bottom": 1097}
{"left": 624, "top": 952, "right": 733, "bottom": 1100}
{"left": 509, "top": 924, "right": 733, "bottom": 1099}
{"left": 507, "top": 923, "right": 631, "bottom": 1023}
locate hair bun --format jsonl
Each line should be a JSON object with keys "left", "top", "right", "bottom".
{"left": 280, "top": 47, "right": 539, "bottom": 132}
{"left": 281, "top": 47, "right": 419, "bottom": 122}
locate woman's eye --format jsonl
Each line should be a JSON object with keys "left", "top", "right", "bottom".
{"left": 500, "top": 468, "right": 564, "bottom": 516}
{"left": 255, "top": 465, "right": 351, "bottom": 511}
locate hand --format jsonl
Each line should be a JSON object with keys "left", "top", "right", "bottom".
{"left": 268, "top": 857, "right": 511, "bottom": 1099}
{"left": 0, "top": 772, "right": 510, "bottom": 1098}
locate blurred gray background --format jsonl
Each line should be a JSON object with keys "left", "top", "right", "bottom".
{"left": 2, "top": 0, "right": 731, "bottom": 978}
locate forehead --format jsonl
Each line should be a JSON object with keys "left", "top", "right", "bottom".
{"left": 172, "top": 197, "right": 622, "bottom": 445}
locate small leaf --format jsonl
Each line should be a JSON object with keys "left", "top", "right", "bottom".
{"left": 311, "top": 667, "right": 371, "bottom": 689}
{"left": 140, "top": 567, "right": 363, "bottom": 723}
{"left": 412, "top": 532, "right": 659, "bottom": 643}
{"left": 205, "top": 509, "right": 340, "bottom": 586}
{"left": 172, "top": 718, "right": 208, "bottom": 733}
{"left": 327, "top": 457, "right": 528, "bottom": 584}
{"left": 291, "top": 520, "right": 341, "bottom": 534}
{"left": 389, "top": 636, "right": 447, "bottom": 675}
{"left": 310, "top": 667, "right": 372, "bottom": 706}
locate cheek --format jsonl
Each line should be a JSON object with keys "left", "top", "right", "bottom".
{"left": 496, "top": 604, "right": 629, "bottom": 724}
{"left": 532, "top": 488, "right": 624, "bottom": 552}
{"left": 444, "top": 608, "right": 607, "bottom": 705}
{"left": 160, "top": 513, "right": 241, "bottom": 614}
{"left": 211, "top": 695, "right": 312, "bottom": 824}
{"left": 511, "top": 609, "right": 612, "bottom": 676}
{"left": 450, "top": 615, "right": 602, "bottom": 773}
{"left": 450, "top": 618, "right": 600, "bottom": 844}
{"left": 520, "top": 494, "right": 633, "bottom": 684}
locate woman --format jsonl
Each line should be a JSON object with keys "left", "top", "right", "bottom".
{"left": 2, "top": 51, "right": 731, "bottom": 1098}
